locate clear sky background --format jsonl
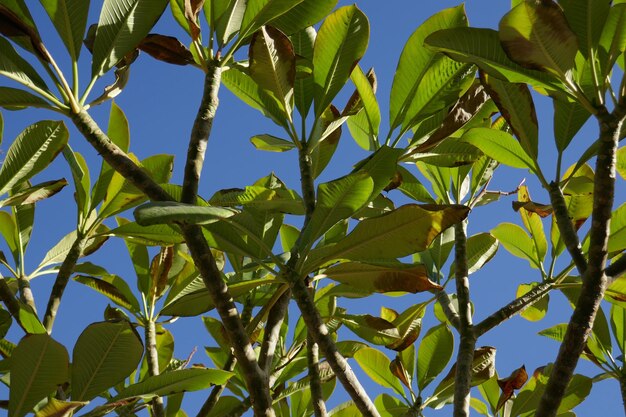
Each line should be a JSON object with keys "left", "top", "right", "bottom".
{"left": 1, "top": 0, "right": 624, "bottom": 415}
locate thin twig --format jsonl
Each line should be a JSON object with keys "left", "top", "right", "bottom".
{"left": 307, "top": 332, "right": 328, "bottom": 417}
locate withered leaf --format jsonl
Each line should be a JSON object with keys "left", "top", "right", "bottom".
{"left": 139, "top": 34, "right": 195, "bottom": 66}
{"left": 184, "top": 0, "right": 205, "bottom": 41}
{"left": 342, "top": 67, "right": 377, "bottom": 116}
{"left": 150, "top": 246, "right": 174, "bottom": 299}
{"left": 496, "top": 365, "right": 528, "bottom": 411}
{"left": 390, "top": 357, "right": 411, "bottom": 389}
{"left": 512, "top": 201, "right": 553, "bottom": 217}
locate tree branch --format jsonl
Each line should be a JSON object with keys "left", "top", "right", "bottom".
{"left": 307, "top": 332, "right": 328, "bottom": 417}
{"left": 70, "top": 109, "right": 274, "bottom": 416}
{"left": 0, "top": 278, "right": 28, "bottom": 333}
{"left": 536, "top": 106, "right": 625, "bottom": 417}
{"left": 196, "top": 355, "right": 237, "bottom": 417}
{"left": 548, "top": 182, "right": 587, "bottom": 274}
{"left": 145, "top": 320, "right": 165, "bottom": 417}
{"left": 181, "top": 60, "right": 222, "bottom": 204}
{"left": 258, "top": 289, "right": 291, "bottom": 375}
{"left": 474, "top": 281, "right": 553, "bottom": 337}
{"left": 452, "top": 222, "right": 476, "bottom": 417}
{"left": 435, "top": 290, "right": 461, "bottom": 331}
{"left": 42, "top": 233, "right": 87, "bottom": 333}
{"left": 606, "top": 255, "right": 626, "bottom": 285}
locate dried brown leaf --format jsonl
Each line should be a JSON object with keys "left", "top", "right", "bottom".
{"left": 496, "top": 365, "right": 528, "bottom": 411}
{"left": 139, "top": 34, "right": 195, "bottom": 66}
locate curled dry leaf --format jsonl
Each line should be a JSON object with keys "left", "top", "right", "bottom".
{"left": 390, "top": 357, "right": 411, "bottom": 389}
{"left": 184, "top": 0, "right": 206, "bottom": 41}
{"left": 496, "top": 365, "right": 528, "bottom": 411}
{"left": 139, "top": 34, "right": 195, "bottom": 66}
{"left": 512, "top": 201, "right": 553, "bottom": 217}
{"left": 150, "top": 246, "right": 174, "bottom": 299}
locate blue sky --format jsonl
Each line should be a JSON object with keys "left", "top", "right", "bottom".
{"left": 1, "top": 0, "right": 624, "bottom": 415}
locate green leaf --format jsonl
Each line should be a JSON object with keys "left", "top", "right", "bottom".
{"left": 0, "top": 121, "right": 69, "bottom": 196}
{"left": 324, "top": 262, "right": 441, "bottom": 295}
{"left": 107, "top": 222, "right": 184, "bottom": 246}
{"left": 499, "top": 1, "right": 578, "bottom": 78}
{"left": 249, "top": 25, "right": 295, "bottom": 118}
{"left": 389, "top": 5, "right": 467, "bottom": 132}
{"left": 553, "top": 98, "right": 592, "bottom": 152}
{"left": 222, "top": 63, "right": 290, "bottom": 128}
{"left": 464, "top": 232, "right": 499, "bottom": 274}
{"left": 270, "top": 0, "right": 337, "bottom": 35}
{"left": 239, "top": 0, "right": 302, "bottom": 38}
{"left": 0, "top": 37, "right": 49, "bottom": 92}
{"left": 134, "top": 202, "right": 237, "bottom": 226}
{"left": 354, "top": 347, "right": 405, "bottom": 396}
{"left": 110, "top": 368, "right": 233, "bottom": 401}
{"left": 72, "top": 321, "right": 143, "bottom": 401}
{"left": 480, "top": 72, "right": 538, "bottom": 159}
{"left": 617, "top": 146, "right": 626, "bottom": 180}
{"left": 517, "top": 282, "right": 549, "bottom": 321}
{"left": 13, "top": 190, "right": 34, "bottom": 257}
{"left": 250, "top": 134, "right": 296, "bottom": 152}
{"left": 611, "top": 304, "right": 626, "bottom": 354}
{"left": 424, "top": 27, "right": 563, "bottom": 93}
{"left": 560, "top": 0, "right": 610, "bottom": 59}
{"left": 92, "top": 0, "right": 169, "bottom": 76}
{"left": 349, "top": 66, "right": 380, "bottom": 140}
{"left": 161, "top": 277, "right": 277, "bottom": 316}
{"left": 417, "top": 324, "right": 454, "bottom": 391}
{"left": 313, "top": 5, "right": 369, "bottom": 117}
{"left": 374, "top": 393, "right": 410, "bottom": 417}
{"left": 291, "top": 26, "right": 315, "bottom": 117}
{"left": 305, "top": 204, "right": 469, "bottom": 271}
{"left": 34, "top": 398, "right": 88, "bottom": 417}
{"left": 491, "top": 222, "right": 541, "bottom": 269}
{"left": 598, "top": 4, "right": 626, "bottom": 79}
{"left": 214, "top": 0, "right": 246, "bottom": 47}
{"left": 609, "top": 203, "right": 626, "bottom": 253}
{"left": 0, "top": 178, "right": 67, "bottom": 208}
{"left": 39, "top": 0, "right": 90, "bottom": 61}
{"left": 74, "top": 273, "right": 141, "bottom": 312}
{"left": 460, "top": 127, "right": 536, "bottom": 171}
{"left": 62, "top": 147, "right": 90, "bottom": 223}
{"left": 0, "top": 87, "right": 54, "bottom": 110}
{"left": 336, "top": 314, "right": 399, "bottom": 346}
{"left": 209, "top": 184, "right": 303, "bottom": 215}
{"left": 92, "top": 101, "right": 130, "bottom": 209}
{"left": 9, "top": 334, "right": 69, "bottom": 417}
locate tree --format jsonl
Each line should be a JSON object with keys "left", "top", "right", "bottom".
{"left": 0, "top": 0, "right": 625, "bottom": 417}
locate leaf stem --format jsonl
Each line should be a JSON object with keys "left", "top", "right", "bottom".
{"left": 42, "top": 232, "right": 88, "bottom": 333}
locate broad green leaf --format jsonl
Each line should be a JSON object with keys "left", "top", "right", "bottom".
{"left": 480, "top": 73, "right": 538, "bottom": 159}
{"left": 222, "top": 63, "right": 289, "bottom": 128}
{"left": 37, "top": 229, "right": 107, "bottom": 269}
{"left": 499, "top": 1, "right": 578, "bottom": 78}
{"left": 411, "top": 138, "right": 482, "bottom": 167}
{"left": 271, "top": 0, "right": 337, "bottom": 35}
{"left": 517, "top": 283, "right": 549, "bottom": 321}
{"left": 62, "top": 147, "right": 90, "bottom": 223}
{"left": 239, "top": 0, "right": 302, "bottom": 38}
{"left": 313, "top": 5, "right": 369, "bottom": 117}
{"left": 349, "top": 66, "right": 380, "bottom": 140}
{"left": 560, "top": 0, "right": 609, "bottom": 59}
{"left": 553, "top": 98, "right": 591, "bottom": 152}
{"left": 161, "top": 277, "right": 277, "bottom": 316}
{"left": 214, "top": 0, "right": 246, "bottom": 47}
{"left": 0, "top": 178, "right": 67, "bottom": 208}
{"left": 134, "top": 202, "right": 237, "bottom": 226}
{"left": 72, "top": 321, "right": 143, "bottom": 401}
{"left": 389, "top": 5, "right": 467, "bottom": 132}
{"left": 517, "top": 185, "right": 547, "bottom": 263}
{"left": 327, "top": 402, "right": 360, "bottom": 417}
{"left": 491, "top": 223, "right": 541, "bottom": 269}
{"left": 107, "top": 222, "right": 184, "bottom": 245}
{"left": 0, "top": 121, "right": 69, "bottom": 196}
{"left": 39, "top": 0, "right": 90, "bottom": 61}
{"left": 74, "top": 274, "right": 141, "bottom": 312}
{"left": 209, "top": 184, "right": 303, "bottom": 214}
{"left": 110, "top": 368, "right": 233, "bottom": 401}
{"left": 291, "top": 26, "right": 316, "bottom": 118}
{"left": 302, "top": 172, "right": 374, "bottom": 245}
{"left": 324, "top": 262, "right": 441, "bottom": 294}
{"left": 336, "top": 314, "right": 399, "bottom": 346}
{"left": 91, "top": 101, "right": 130, "bottom": 209}
{"left": 249, "top": 26, "right": 295, "bottom": 117}
{"left": 617, "top": 146, "right": 626, "bottom": 180}
{"left": 424, "top": 27, "right": 563, "bottom": 93}
{"left": 250, "top": 134, "right": 296, "bottom": 152}
{"left": 417, "top": 324, "right": 454, "bottom": 391}
{"left": 0, "top": 37, "right": 48, "bottom": 91}
{"left": 305, "top": 204, "right": 469, "bottom": 270}
{"left": 609, "top": 203, "right": 626, "bottom": 253}
{"left": 464, "top": 232, "right": 499, "bottom": 274}
{"left": 0, "top": 87, "right": 54, "bottom": 110}
{"left": 310, "top": 105, "right": 343, "bottom": 178}
{"left": 374, "top": 394, "right": 410, "bottom": 417}
{"left": 13, "top": 191, "right": 34, "bottom": 256}
{"left": 354, "top": 347, "right": 405, "bottom": 396}
{"left": 598, "top": 4, "right": 626, "bottom": 78}
{"left": 17, "top": 302, "right": 46, "bottom": 334}
{"left": 92, "top": 0, "right": 169, "bottom": 76}
{"left": 460, "top": 127, "right": 536, "bottom": 171}
{"left": 611, "top": 304, "right": 626, "bottom": 354}
{"left": 34, "top": 398, "right": 88, "bottom": 417}
{"left": 9, "top": 334, "right": 69, "bottom": 417}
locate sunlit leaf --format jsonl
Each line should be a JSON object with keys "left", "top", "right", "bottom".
{"left": 39, "top": 0, "right": 90, "bottom": 61}
{"left": 354, "top": 347, "right": 405, "bottom": 396}
{"left": 417, "top": 324, "right": 454, "bottom": 391}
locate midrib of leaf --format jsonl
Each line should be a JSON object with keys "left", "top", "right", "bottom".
{"left": 96, "top": 0, "right": 139, "bottom": 74}
{"left": 75, "top": 328, "right": 123, "bottom": 401}
{"left": 13, "top": 337, "right": 51, "bottom": 417}
{"left": 528, "top": 5, "right": 568, "bottom": 78}
{"left": 391, "top": 54, "right": 437, "bottom": 131}
{"left": 260, "top": 32, "right": 291, "bottom": 112}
